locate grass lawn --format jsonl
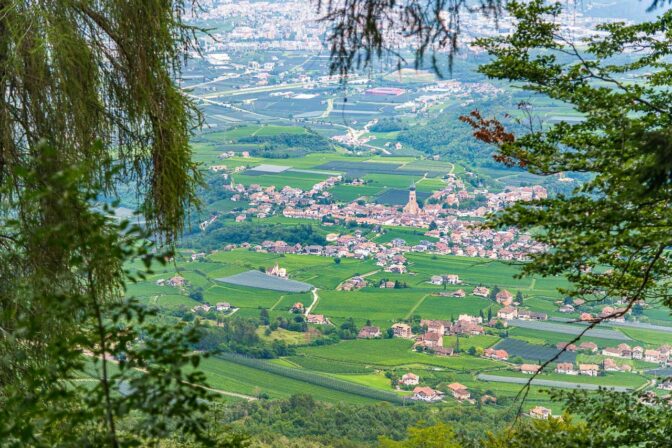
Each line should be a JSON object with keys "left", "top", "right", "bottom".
{"left": 444, "top": 334, "right": 501, "bottom": 350}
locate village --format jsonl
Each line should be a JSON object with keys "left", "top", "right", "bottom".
{"left": 200, "top": 167, "right": 549, "bottom": 263}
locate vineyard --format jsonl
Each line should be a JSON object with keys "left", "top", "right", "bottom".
{"left": 216, "top": 353, "right": 411, "bottom": 404}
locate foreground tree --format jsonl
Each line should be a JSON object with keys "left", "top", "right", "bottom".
{"left": 321, "top": 0, "right": 672, "bottom": 445}
{"left": 0, "top": 2, "right": 222, "bottom": 446}
{"left": 466, "top": 0, "right": 672, "bottom": 351}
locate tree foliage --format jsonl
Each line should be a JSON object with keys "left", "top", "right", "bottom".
{"left": 0, "top": 2, "right": 220, "bottom": 446}
{"left": 315, "top": 0, "right": 501, "bottom": 76}
{"left": 468, "top": 0, "right": 672, "bottom": 340}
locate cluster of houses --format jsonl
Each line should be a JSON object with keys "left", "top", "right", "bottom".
{"left": 578, "top": 305, "right": 631, "bottom": 323}
{"left": 215, "top": 167, "right": 547, "bottom": 262}
{"left": 340, "top": 276, "right": 368, "bottom": 291}
{"left": 552, "top": 341, "right": 672, "bottom": 367}
{"left": 399, "top": 371, "right": 473, "bottom": 403}
{"left": 156, "top": 275, "right": 186, "bottom": 288}
{"left": 380, "top": 315, "right": 487, "bottom": 357}
{"left": 191, "top": 302, "right": 232, "bottom": 314}
{"left": 553, "top": 363, "right": 602, "bottom": 376}
{"left": 601, "top": 343, "right": 672, "bottom": 366}
{"left": 529, "top": 406, "right": 553, "bottom": 419}
{"left": 493, "top": 288, "right": 548, "bottom": 321}
{"left": 429, "top": 274, "right": 461, "bottom": 285}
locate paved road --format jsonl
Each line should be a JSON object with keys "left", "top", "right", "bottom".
{"left": 477, "top": 374, "right": 632, "bottom": 392}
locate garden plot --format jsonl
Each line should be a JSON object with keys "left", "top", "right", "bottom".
{"left": 493, "top": 338, "right": 576, "bottom": 363}
{"left": 216, "top": 270, "right": 313, "bottom": 293}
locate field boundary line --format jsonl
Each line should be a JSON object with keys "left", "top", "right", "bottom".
{"left": 270, "top": 295, "right": 285, "bottom": 311}
{"left": 405, "top": 294, "right": 429, "bottom": 320}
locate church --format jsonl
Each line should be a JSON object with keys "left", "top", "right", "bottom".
{"left": 403, "top": 183, "right": 422, "bottom": 215}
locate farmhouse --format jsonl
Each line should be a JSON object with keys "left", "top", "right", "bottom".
{"left": 484, "top": 348, "right": 509, "bottom": 361}
{"left": 451, "top": 289, "right": 466, "bottom": 298}
{"left": 416, "top": 332, "right": 443, "bottom": 349}
{"left": 421, "top": 319, "right": 451, "bottom": 335}
{"left": 632, "top": 346, "right": 644, "bottom": 360}
{"left": 447, "top": 383, "right": 470, "bottom": 401}
{"left": 433, "top": 347, "right": 454, "bottom": 357}
{"left": 579, "top": 342, "right": 598, "bottom": 353}
{"left": 603, "top": 344, "right": 632, "bottom": 359}
{"left": 603, "top": 358, "right": 632, "bottom": 372}
{"left": 412, "top": 386, "right": 443, "bottom": 402}
{"left": 555, "top": 363, "right": 577, "bottom": 375}
{"left": 358, "top": 326, "right": 382, "bottom": 339}
{"left": 291, "top": 302, "right": 305, "bottom": 313}
{"left": 445, "top": 274, "right": 460, "bottom": 284}
{"left": 659, "top": 380, "right": 672, "bottom": 391}
{"left": 495, "top": 289, "right": 513, "bottom": 305}
{"left": 516, "top": 309, "right": 548, "bottom": 321}
{"left": 191, "top": 304, "right": 211, "bottom": 313}
{"left": 473, "top": 286, "right": 490, "bottom": 297}
{"left": 579, "top": 364, "right": 600, "bottom": 376}
{"left": 580, "top": 312, "right": 594, "bottom": 321}
{"left": 452, "top": 320, "right": 484, "bottom": 335}
{"left": 387, "top": 263, "right": 407, "bottom": 274}
{"left": 391, "top": 323, "right": 413, "bottom": 339}
{"left": 400, "top": 373, "right": 420, "bottom": 386}
{"left": 341, "top": 276, "right": 367, "bottom": 291}
{"left": 558, "top": 304, "right": 575, "bottom": 313}
{"left": 191, "top": 252, "right": 206, "bottom": 261}
{"left": 167, "top": 275, "right": 186, "bottom": 287}
{"left": 215, "top": 302, "right": 231, "bottom": 312}
{"left": 645, "top": 349, "right": 664, "bottom": 363}
{"left": 520, "top": 364, "right": 541, "bottom": 374}
{"left": 556, "top": 342, "right": 577, "bottom": 352}
{"left": 306, "top": 314, "right": 327, "bottom": 325}
{"left": 529, "top": 406, "right": 552, "bottom": 420}
{"left": 430, "top": 275, "right": 443, "bottom": 285}
{"left": 497, "top": 306, "right": 517, "bottom": 320}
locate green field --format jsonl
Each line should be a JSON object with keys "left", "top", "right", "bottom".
{"left": 372, "top": 227, "right": 438, "bottom": 245}
{"left": 121, "top": 199, "right": 672, "bottom": 408}
{"left": 199, "top": 357, "right": 378, "bottom": 404}
{"left": 444, "top": 334, "right": 501, "bottom": 350}
{"left": 297, "top": 339, "right": 506, "bottom": 371}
